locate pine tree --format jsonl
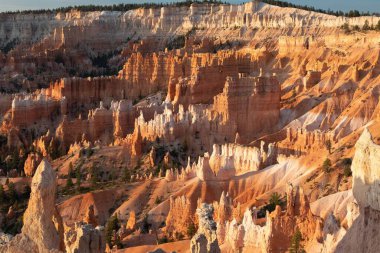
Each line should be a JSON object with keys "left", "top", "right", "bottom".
{"left": 121, "top": 167, "right": 130, "bottom": 182}
{"left": 105, "top": 215, "right": 120, "bottom": 247}
{"left": 187, "top": 221, "right": 196, "bottom": 237}
{"left": 323, "top": 158, "right": 332, "bottom": 173}
{"left": 66, "top": 176, "right": 74, "bottom": 189}
{"left": 289, "top": 229, "right": 305, "bottom": 253}
{"left": 376, "top": 20, "right": 380, "bottom": 31}
{"left": 7, "top": 182, "right": 17, "bottom": 203}
{"left": 68, "top": 162, "right": 74, "bottom": 177}
{"left": 75, "top": 168, "right": 81, "bottom": 191}
{"left": 325, "top": 139, "right": 332, "bottom": 154}
{"left": 268, "top": 192, "right": 282, "bottom": 211}
{"left": 0, "top": 184, "right": 4, "bottom": 202}
{"left": 90, "top": 166, "right": 99, "bottom": 187}
{"left": 363, "top": 20, "right": 370, "bottom": 30}
{"left": 22, "top": 185, "right": 31, "bottom": 199}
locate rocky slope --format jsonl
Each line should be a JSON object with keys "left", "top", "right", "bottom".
{"left": 0, "top": 1, "right": 380, "bottom": 253}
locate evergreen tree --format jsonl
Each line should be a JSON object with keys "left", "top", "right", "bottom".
{"left": 68, "top": 162, "right": 74, "bottom": 177}
{"left": 105, "top": 215, "right": 120, "bottom": 247}
{"left": 66, "top": 176, "right": 74, "bottom": 189}
{"left": 268, "top": 192, "right": 282, "bottom": 211}
{"left": 363, "top": 20, "right": 370, "bottom": 30}
{"left": 89, "top": 166, "right": 99, "bottom": 187}
{"left": 7, "top": 182, "right": 17, "bottom": 203}
{"left": 0, "top": 184, "right": 4, "bottom": 202}
{"left": 376, "top": 20, "right": 380, "bottom": 31}
{"left": 121, "top": 167, "right": 130, "bottom": 182}
{"left": 289, "top": 229, "right": 305, "bottom": 253}
{"left": 323, "top": 158, "right": 332, "bottom": 173}
{"left": 75, "top": 168, "right": 81, "bottom": 191}
{"left": 325, "top": 139, "right": 332, "bottom": 154}
{"left": 22, "top": 185, "right": 31, "bottom": 199}
{"left": 342, "top": 158, "right": 352, "bottom": 177}
{"left": 187, "top": 221, "right": 196, "bottom": 237}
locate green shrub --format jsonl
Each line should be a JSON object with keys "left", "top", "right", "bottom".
{"left": 323, "top": 159, "right": 332, "bottom": 173}
{"left": 155, "top": 196, "right": 162, "bottom": 205}
{"left": 257, "top": 192, "right": 286, "bottom": 218}
{"left": 187, "top": 221, "right": 197, "bottom": 237}
{"left": 342, "top": 158, "right": 352, "bottom": 177}
{"left": 158, "top": 236, "right": 169, "bottom": 244}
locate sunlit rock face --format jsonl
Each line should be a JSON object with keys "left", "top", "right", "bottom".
{"left": 0, "top": 159, "right": 61, "bottom": 253}
{"left": 333, "top": 129, "right": 380, "bottom": 252}
{"left": 211, "top": 72, "right": 281, "bottom": 141}
{"left": 218, "top": 185, "right": 322, "bottom": 252}
{"left": 351, "top": 128, "right": 380, "bottom": 210}
{"left": 1, "top": 1, "right": 380, "bottom": 253}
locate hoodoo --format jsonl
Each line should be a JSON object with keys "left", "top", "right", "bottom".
{"left": 0, "top": 0, "right": 379, "bottom": 252}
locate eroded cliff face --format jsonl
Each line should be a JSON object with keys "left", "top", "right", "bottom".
{"left": 1, "top": 1, "right": 379, "bottom": 50}
{"left": 216, "top": 185, "right": 322, "bottom": 252}
{"left": 333, "top": 129, "right": 380, "bottom": 252}
{"left": 1, "top": 1, "right": 380, "bottom": 253}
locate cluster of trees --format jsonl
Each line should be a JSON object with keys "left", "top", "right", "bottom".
{"left": 166, "top": 35, "right": 186, "bottom": 51}
{"left": 323, "top": 157, "right": 352, "bottom": 177}
{"left": 65, "top": 161, "right": 82, "bottom": 193}
{"left": 261, "top": 0, "right": 379, "bottom": 17}
{"left": 105, "top": 215, "right": 122, "bottom": 248}
{"left": 257, "top": 192, "right": 286, "bottom": 218}
{"left": 4, "top": 0, "right": 377, "bottom": 17}
{"left": 342, "top": 20, "right": 380, "bottom": 33}
{"left": 0, "top": 148, "right": 29, "bottom": 178}
{"left": 2, "top": 1, "right": 224, "bottom": 15}
{"left": 0, "top": 182, "right": 30, "bottom": 205}
{"left": 0, "top": 38, "right": 20, "bottom": 54}
{"left": 0, "top": 181, "right": 31, "bottom": 235}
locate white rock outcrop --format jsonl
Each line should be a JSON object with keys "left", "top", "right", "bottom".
{"left": 0, "top": 159, "right": 61, "bottom": 253}
{"left": 190, "top": 204, "right": 220, "bottom": 253}
{"left": 64, "top": 223, "right": 105, "bottom": 253}
{"left": 351, "top": 128, "right": 380, "bottom": 211}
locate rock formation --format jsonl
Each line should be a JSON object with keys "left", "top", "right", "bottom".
{"left": 64, "top": 223, "right": 105, "bottom": 253}
{"left": 165, "top": 196, "right": 195, "bottom": 238}
{"left": 218, "top": 185, "right": 322, "bottom": 252}
{"left": 126, "top": 211, "right": 136, "bottom": 231}
{"left": 0, "top": 159, "right": 61, "bottom": 253}
{"left": 210, "top": 72, "right": 281, "bottom": 141}
{"left": 23, "top": 153, "right": 42, "bottom": 177}
{"left": 334, "top": 129, "right": 380, "bottom": 252}
{"left": 1, "top": 1, "right": 380, "bottom": 252}
{"left": 83, "top": 205, "right": 98, "bottom": 228}
{"left": 0, "top": 159, "right": 106, "bottom": 253}
{"left": 190, "top": 203, "right": 220, "bottom": 253}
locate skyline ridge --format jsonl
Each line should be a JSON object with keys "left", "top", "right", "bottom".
{"left": 0, "top": 0, "right": 379, "bottom": 13}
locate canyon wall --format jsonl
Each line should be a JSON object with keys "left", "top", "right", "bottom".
{"left": 2, "top": 1, "right": 380, "bottom": 50}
